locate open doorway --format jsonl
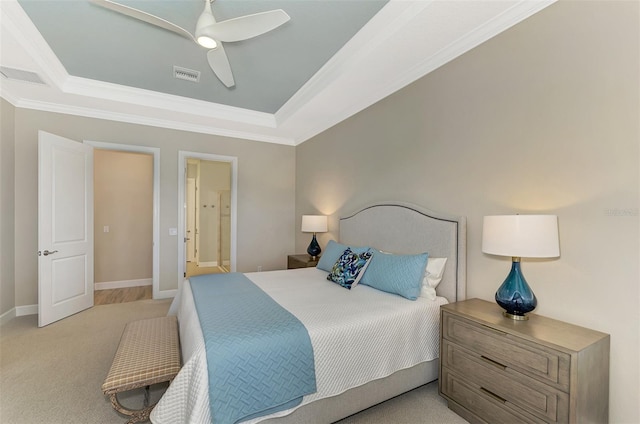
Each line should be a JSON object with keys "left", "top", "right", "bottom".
{"left": 85, "top": 140, "right": 161, "bottom": 299}
{"left": 93, "top": 149, "right": 153, "bottom": 305}
{"left": 178, "top": 151, "right": 237, "bottom": 283}
{"left": 185, "top": 158, "right": 231, "bottom": 277}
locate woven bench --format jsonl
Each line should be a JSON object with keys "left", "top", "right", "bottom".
{"left": 102, "top": 316, "right": 181, "bottom": 424}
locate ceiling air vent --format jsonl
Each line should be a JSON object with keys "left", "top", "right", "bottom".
{"left": 173, "top": 66, "right": 200, "bottom": 83}
{"left": 0, "top": 66, "right": 46, "bottom": 85}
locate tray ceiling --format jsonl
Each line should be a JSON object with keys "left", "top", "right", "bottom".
{"left": 0, "top": 0, "right": 555, "bottom": 145}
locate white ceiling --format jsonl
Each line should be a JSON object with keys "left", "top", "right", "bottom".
{"left": 1, "top": 0, "right": 555, "bottom": 146}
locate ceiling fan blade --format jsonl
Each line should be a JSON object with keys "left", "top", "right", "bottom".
{"left": 203, "top": 9, "right": 290, "bottom": 42}
{"left": 90, "top": 0, "right": 195, "bottom": 42}
{"left": 207, "top": 46, "right": 235, "bottom": 88}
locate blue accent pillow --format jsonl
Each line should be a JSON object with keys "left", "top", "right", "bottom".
{"left": 327, "top": 248, "right": 373, "bottom": 290}
{"left": 317, "top": 240, "right": 370, "bottom": 272}
{"left": 360, "top": 250, "right": 429, "bottom": 300}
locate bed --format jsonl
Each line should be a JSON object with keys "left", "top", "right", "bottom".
{"left": 151, "top": 201, "right": 466, "bottom": 424}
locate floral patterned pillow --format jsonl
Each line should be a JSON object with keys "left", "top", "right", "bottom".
{"left": 327, "top": 248, "right": 373, "bottom": 290}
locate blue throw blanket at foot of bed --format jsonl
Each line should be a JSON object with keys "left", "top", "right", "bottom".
{"left": 190, "top": 273, "right": 317, "bottom": 424}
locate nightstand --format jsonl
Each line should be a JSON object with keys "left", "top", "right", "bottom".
{"left": 287, "top": 254, "right": 319, "bottom": 269}
{"left": 439, "top": 298, "right": 609, "bottom": 424}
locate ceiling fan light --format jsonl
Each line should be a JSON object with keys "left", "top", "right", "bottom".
{"left": 197, "top": 36, "right": 218, "bottom": 49}
{"left": 195, "top": 0, "right": 216, "bottom": 46}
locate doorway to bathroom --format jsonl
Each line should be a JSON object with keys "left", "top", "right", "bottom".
{"left": 178, "top": 151, "right": 237, "bottom": 282}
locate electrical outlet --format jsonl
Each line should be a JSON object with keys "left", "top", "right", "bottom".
{"left": 103, "top": 226, "right": 109, "bottom": 233}
{"left": 257, "top": 265, "right": 263, "bottom": 272}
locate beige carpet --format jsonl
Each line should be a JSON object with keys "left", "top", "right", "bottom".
{"left": 0, "top": 299, "right": 468, "bottom": 424}
{"left": 0, "top": 299, "right": 171, "bottom": 424}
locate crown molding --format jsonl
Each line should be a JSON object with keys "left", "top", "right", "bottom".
{"left": 275, "top": 1, "right": 431, "bottom": 128}
{"left": 363, "top": 0, "right": 558, "bottom": 105}
{"left": 11, "top": 97, "right": 294, "bottom": 145}
{"left": 63, "top": 76, "right": 277, "bottom": 128}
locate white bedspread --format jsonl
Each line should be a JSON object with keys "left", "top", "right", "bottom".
{"left": 151, "top": 268, "right": 447, "bottom": 424}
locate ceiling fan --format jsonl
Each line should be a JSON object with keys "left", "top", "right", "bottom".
{"left": 90, "top": 0, "right": 290, "bottom": 88}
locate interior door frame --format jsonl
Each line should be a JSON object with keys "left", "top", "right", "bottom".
{"left": 187, "top": 158, "right": 202, "bottom": 265}
{"left": 84, "top": 140, "right": 161, "bottom": 299}
{"left": 186, "top": 177, "right": 197, "bottom": 263}
{"left": 178, "top": 151, "right": 237, "bottom": 284}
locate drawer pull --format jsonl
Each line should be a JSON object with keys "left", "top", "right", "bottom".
{"left": 480, "top": 387, "right": 507, "bottom": 404}
{"left": 480, "top": 355, "right": 507, "bottom": 370}
{"left": 480, "top": 323, "right": 508, "bottom": 336}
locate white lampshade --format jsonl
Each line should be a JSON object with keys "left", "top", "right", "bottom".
{"left": 482, "top": 215, "right": 560, "bottom": 258}
{"left": 301, "top": 215, "right": 327, "bottom": 233}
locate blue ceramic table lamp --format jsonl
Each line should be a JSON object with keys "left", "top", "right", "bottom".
{"left": 482, "top": 215, "right": 560, "bottom": 320}
{"left": 301, "top": 215, "right": 328, "bottom": 260}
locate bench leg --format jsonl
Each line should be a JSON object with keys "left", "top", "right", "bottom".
{"left": 144, "top": 385, "right": 150, "bottom": 408}
{"left": 109, "top": 392, "right": 156, "bottom": 424}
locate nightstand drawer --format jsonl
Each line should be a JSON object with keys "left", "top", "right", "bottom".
{"left": 441, "top": 368, "right": 543, "bottom": 424}
{"left": 442, "top": 340, "right": 569, "bottom": 423}
{"left": 442, "top": 313, "right": 571, "bottom": 390}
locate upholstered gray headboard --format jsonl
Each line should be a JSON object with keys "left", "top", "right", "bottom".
{"left": 339, "top": 202, "right": 466, "bottom": 303}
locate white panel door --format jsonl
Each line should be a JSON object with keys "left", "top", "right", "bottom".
{"left": 38, "top": 131, "right": 94, "bottom": 327}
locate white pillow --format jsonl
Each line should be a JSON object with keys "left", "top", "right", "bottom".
{"left": 420, "top": 257, "right": 447, "bottom": 300}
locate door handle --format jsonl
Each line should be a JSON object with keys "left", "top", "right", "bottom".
{"left": 42, "top": 250, "right": 58, "bottom": 256}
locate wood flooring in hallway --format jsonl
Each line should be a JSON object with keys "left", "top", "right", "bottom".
{"left": 94, "top": 285, "right": 152, "bottom": 306}
{"left": 94, "top": 262, "right": 226, "bottom": 306}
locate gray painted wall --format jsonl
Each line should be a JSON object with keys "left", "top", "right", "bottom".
{"left": 1, "top": 98, "right": 16, "bottom": 317}
{"left": 295, "top": 2, "right": 638, "bottom": 422}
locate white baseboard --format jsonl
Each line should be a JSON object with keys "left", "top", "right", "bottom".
{"left": 155, "top": 289, "right": 177, "bottom": 300}
{"left": 17, "top": 304, "right": 38, "bottom": 316}
{"left": 0, "top": 308, "right": 16, "bottom": 325}
{"left": 95, "top": 278, "right": 152, "bottom": 291}
{"left": 1, "top": 304, "right": 39, "bottom": 324}
{"left": 198, "top": 261, "right": 218, "bottom": 267}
